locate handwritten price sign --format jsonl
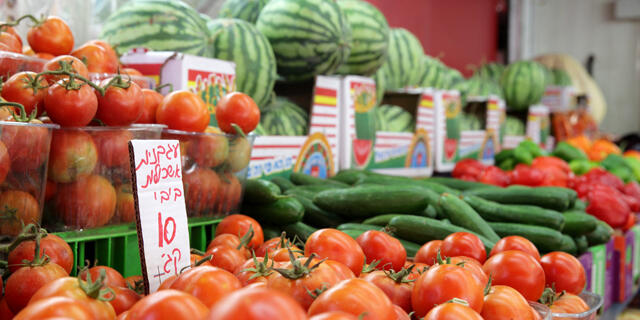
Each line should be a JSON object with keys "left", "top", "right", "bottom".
{"left": 129, "top": 140, "right": 191, "bottom": 294}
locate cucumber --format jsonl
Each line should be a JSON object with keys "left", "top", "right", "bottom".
{"left": 340, "top": 229, "right": 365, "bottom": 240}
{"left": 330, "top": 169, "right": 368, "bottom": 185}
{"left": 363, "top": 214, "right": 415, "bottom": 226}
{"left": 389, "top": 215, "right": 495, "bottom": 251}
{"left": 463, "top": 195, "right": 565, "bottom": 230}
{"left": 262, "top": 224, "right": 282, "bottom": 240}
{"left": 242, "top": 197, "right": 304, "bottom": 226}
{"left": 270, "top": 176, "right": 295, "bottom": 192}
{"left": 398, "top": 238, "right": 421, "bottom": 257}
{"left": 572, "top": 199, "right": 588, "bottom": 211}
{"left": 285, "top": 189, "right": 345, "bottom": 228}
{"left": 243, "top": 179, "right": 283, "bottom": 204}
{"left": 314, "top": 185, "right": 429, "bottom": 219}
{"left": 575, "top": 235, "right": 588, "bottom": 255}
{"left": 464, "top": 185, "right": 571, "bottom": 211}
{"left": 283, "top": 222, "right": 317, "bottom": 243}
{"left": 535, "top": 187, "right": 577, "bottom": 209}
{"left": 586, "top": 220, "right": 614, "bottom": 246}
{"left": 488, "top": 222, "right": 565, "bottom": 253}
{"left": 422, "top": 205, "right": 438, "bottom": 219}
{"left": 559, "top": 234, "right": 578, "bottom": 255}
{"left": 289, "top": 184, "right": 346, "bottom": 193}
{"left": 426, "top": 177, "right": 496, "bottom": 191}
{"left": 439, "top": 193, "right": 501, "bottom": 242}
{"left": 562, "top": 211, "right": 598, "bottom": 236}
{"left": 290, "top": 172, "right": 349, "bottom": 187}
{"left": 337, "top": 223, "right": 381, "bottom": 232}
{"left": 356, "top": 175, "right": 460, "bottom": 195}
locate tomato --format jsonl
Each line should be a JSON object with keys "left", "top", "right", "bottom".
{"left": 483, "top": 250, "right": 546, "bottom": 301}
{"left": 35, "top": 52, "right": 54, "bottom": 60}
{"left": 125, "top": 289, "right": 208, "bottom": 319}
{"left": 0, "top": 297, "right": 13, "bottom": 320}
{"left": 255, "top": 237, "right": 297, "bottom": 258}
{"left": 479, "top": 165, "right": 510, "bottom": 187}
{"left": 481, "top": 285, "right": 535, "bottom": 320}
{"left": 356, "top": 230, "right": 406, "bottom": 272}
{"left": 226, "top": 136, "right": 251, "bottom": 172}
{"left": 216, "top": 172, "right": 243, "bottom": 213}
{"left": 95, "top": 79, "right": 143, "bottom": 126}
{"left": 452, "top": 159, "right": 485, "bottom": 180}
{"left": 124, "top": 275, "right": 142, "bottom": 290}
{"left": 532, "top": 156, "right": 570, "bottom": 174}
{"left": 47, "top": 130, "right": 97, "bottom": 183}
{"left": 206, "top": 286, "right": 307, "bottom": 320}
{"left": 105, "top": 286, "right": 140, "bottom": 315}
{"left": 310, "top": 311, "right": 358, "bottom": 320}
{"left": 424, "top": 302, "right": 484, "bottom": 320}
{"left": 53, "top": 174, "right": 116, "bottom": 228}
{"left": 89, "top": 40, "right": 118, "bottom": 68}
{"left": 550, "top": 293, "right": 589, "bottom": 314}
{"left": 42, "top": 56, "right": 89, "bottom": 84}
{"left": 8, "top": 234, "right": 73, "bottom": 274}
{"left": 414, "top": 240, "right": 443, "bottom": 266}
{"left": 361, "top": 270, "right": 413, "bottom": 312}
{"left": 540, "top": 252, "right": 586, "bottom": 294}
{"left": 28, "top": 277, "right": 116, "bottom": 319}
{"left": 79, "top": 266, "right": 126, "bottom": 288}
{"left": 405, "top": 262, "right": 429, "bottom": 281}
{"left": 440, "top": 232, "right": 487, "bottom": 263}
{"left": 308, "top": 278, "right": 395, "bottom": 320}
{"left": 216, "top": 92, "right": 260, "bottom": 134}
{"left": 490, "top": 236, "right": 541, "bottom": 261}
{"left": 156, "top": 90, "right": 209, "bottom": 132}
{"left": 1, "top": 71, "right": 48, "bottom": 116}
{"left": 305, "top": 229, "right": 366, "bottom": 276}
{"left": 114, "top": 184, "right": 135, "bottom": 223}
{"left": 216, "top": 214, "right": 264, "bottom": 250}
{"left": 0, "top": 25, "right": 21, "bottom": 46}
{"left": 539, "top": 165, "right": 569, "bottom": 187}
{"left": 70, "top": 42, "right": 117, "bottom": 74}
{"left": 187, "top": 133, "right": 229, "bottom": 168}
{"left": 27, "top": 16, "right": 73, "bottom": 56}
{"left": 157, "top": 275, "right": 177, "bottom": 291}
{"left": 121, "top": 68, "right": 143, "bottom": 77}
{"left": 170, "top": 266, "right": 241, "bottom": 308}
{"left": 234, "top": 257, "right": 273, "bottom": 286}
{"left": 1, "top": 119, "right": 50, "bottom": 173}
{"left": 412, "top": 263, "right": 484, "bottom": 316}
{"left": 324, "top": 260, "right": 355, "bottom": 281}
{"left": 393, "top": 305, "right": 410, "bottom": 320}
{"left": 206, "top": 245, "right": 247, "bottom": 273}
{"left": 92, "top": 129, "right": 134, "bottom": 173}
{"left": 0, "top": 32, "right": 21, "bottom": 53}
{"left": 0, "top": 141, "right": 9, "bottom": 185}
{"left": 447, "top": 256, "right": 489, "bottom": 288}
{"left": 13, "top": 296, "right": 101, "bottom": 320}
{"left": 0, "top": 190, "right": 39, "bottom": 236}
{"left": 207, "top": 234, "right": 250, "bottom": 257}
{"left": 136, "top": 89, "right": 163, "bottom": 124}
{"left": 182, "top": 167, "right": 220, "bottom": 216}
{"left": 5, "top": 262, "right": 68, "bottom": 313}
{"left": 44, "top": 80, "right": 98, "bottom": 127}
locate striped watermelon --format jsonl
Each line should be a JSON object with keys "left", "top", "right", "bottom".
{"left": 500, "top": 61, "right": 547, "bottom": 110}
{"left": 440, "top": 67, "right": 465, "bottom": 89}
{"left": 418, "top": 56, "right": 445, "bottom": 88}
{"left": 256, "top": 0, "right": 352, "bottom": 82}
{"left": 253, "top": 123, "right": 267, "bottom": 135}
{"left": 261, "top": 97, "right": 309, "bottom": 135}
{"left": 101, "top": 0, "right": 211, "bottom": 56}
{"left": 336, "top": 0, "right": 389, "bottom": 76}
{"left": 474, "top": 63, "right": 505, "bottom": 83}
{"left": 218, "top": 0, "right": 270, "bottom": 24}
{"left": 552, "top": 68, "right": 572, "bottom": 86}
{"left": 456, "top": 76, "right": 503, "bottom": 104}
{"left": 460, "top": 113, "right": 483, "bottom": 131}
{"left": 373, "top": 66, "right": 386, "bottom": 106}
{"left": 381, "top": 28, "right": 423, "bottom": 90}
{"left": 374, "top": 104, "right": 414, "bottom": 133}
{"left": 504, "top": 115, "right": 526, "bottom": 135}
{"left": 207, "top": 19, "right": 277, "bottom": 110}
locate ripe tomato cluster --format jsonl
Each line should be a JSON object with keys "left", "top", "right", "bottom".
{"left": 1, "top": 216, "right": 592, "bottom": 320}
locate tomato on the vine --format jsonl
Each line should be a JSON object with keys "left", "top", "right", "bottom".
{"left": 414, "top": 240, "right": 443, "bottom": 266}
{"left": 95, "top": 78, "right": 144, "bottom": 126}
{"left": 308, "top": 278, "right": 395, "bottom": 320}
{"left": 13, "top": 296, "right": 100, "bottom": 320}
{"left": 156, "top": 90, "right": 209, "bottom": 132}
{"left": 0, "top": 25, "right": 21, "bottom": 46}
{"left": 1, "top": 71, "right": 47, "bottom": 116}
{"left": 5, "top": 258, "right": 68, "bottom": 313}
{"left": 136, "top": 89, "right": 163, "bottom": 124}
{"left": 71, "top": 41, "right": 118, "bottom": 74}
{"left": 490, "top": 236, "right": 541, "bottom": 260}
{"left": 305, "top": 229, "right": 365, "bottom": 276}
{"left": 170, "top": 266, "right": 241, "bottom": 308}
{"left": 310, "top": 311, "right": 358, "bottom": 320}
{"left": 540, "top": 252, "right": 586, "bottom": 294}
{"left": 356, "top": 230, "right": 406, "bottom": 272}
{"left": 8, "top": 234, "right": 73, "bottom": 274}
{"left": 215, "top": 214, "right": 264, "bottom": 250}
{"left": 206, "top": 286, "right": 308, "bottom": 320}
{"left": 216, "top": 92, "right": 260, "bottom": 134}
{"left": 483, "top": 250, "right": 546, "bottom": 301}
{"left": 481, "top": 285, "right": 535, "bottom": 320}
{"left": 124, "top": 289, "right": 208, "bottom": 320}
{"left": 424, "top": 302, "right": 483, "bottom": 320}
{"left": 0, "top": 190, "right": 40, "bottom": 236}
{"left": 47, "top": 130, "right": 97, "bottom": 183}
{"left": 105, "top": 286, "right": 140, "bottom": 315}
{"left": 361, "top": 269, "right": 414, "bottom": 312}
{"left": 440, "top": 232, "right": 487, "bottom": 263}
{"left": 234, "top": 257, "right": 273, "bottom": 286}
{"left": 53, "top": 174, "right": 116, "bottom": 228}
{"left": 207, "top": 233, "right": 250, "bottom": 258}
{"left": 42, "top": 55, "right": 89, "bottom": 84}
{"left": 79, "top": 266, "right": 126, "bottom": 288}
{"left": 447, "top": 256, "right": 489, "bottom": 288}
{"left": 0, "top": 31, "right": 21, "bottom": 53}
{"left": 27, "top": 16, "right": 74, "bottom": 56}
{"left": 549, "top": 293, "right": 589, "bottom": 314}
{"left": 205, "top": 245, "right": 247, "bottom": 273}
{"left": 44, "top": 80, "right": 97, "bottom": 127}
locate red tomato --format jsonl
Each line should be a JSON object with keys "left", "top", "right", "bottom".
{"left": 206, "top": 286, "right": 307, "bottom": 320}
{"left": 215, "top": 172, "right": 243, "bottom": 212}
{"left": 0, "top": 32, "right": 21, "bottom": 53}
{"left": 1, "top": 71, "right": 48, "bottom": 116}
{"left": 27, "top": 16, "right": 73, "bottom": 55}
{"left": 361, "top": 270, "right": 413, "bottom": 312}
{"left": 35, "top": 52, "right": 54, "bottom": 60}
{"left": 136, "top": 89, "right": 163, "bottom": 124}
{"left": 0, "top": 142, "right": 8, "bottom": 185}
{"left": 510, "top": 164, "right": 545, "bottom": 187}
{"left": 452, "top": 159, "right": 485, "bottom": 180}
{"left": 324, "top": 260, "right": 356, "bottom": 281}
{"left": 310, "top": 311, "right": 358, "bottom": 320}
{"left": 170, "top": 266, "right": 241, "bottom": 308}
{"left": 124, "top": 275, "right": 143, "bottom": 290}
{"left": 91, "top": 129, "right": 134, "bottom": 171}
{"left": 424, "top": 302, "right": 484, "bottom": 320}
{"left": 549, "top": 293, "right": 589, "bottom": 314}
{"left": 490, "top": 236, "right": 541, "bottom": 261}
{"left": 79, "top": 266, "right": 126, "bottom": 288}
{"left": 106, "top": 286, "right": 140, "bottom": 315}
{"left": 448, "top": 257, "right": 489, "bottom": 288}
{"left": 234, "top": 257, "right": 272, "bottom": 286}
{"left": 540, "top": 252, "right": 586, "bottom": 295}
{"left": 356, "top": 230, "right": 406, "bottom": 272}
{"left": 156, "top": 90, "right": 209, "bottom": 132}
{"left": 405, "top": 262, "right": 429, "bottom": 281}
{"left": 125, "top": 289, "right": 208, "bottom": 319}
{"left": 216, "top": 92, "right": 260, "bottom": 134}
{"left": 182, "top": 167, "right": 220, "bottom": 216}
{"left": 483, "top": 250, "right": 546, "bottom": 301}
{"left": 481, "top": 285, "right": 535, "bottom": 320}
{"left": 0, "top": 297, "right": 13, "bottom": 319}
{"left": 90, "top": 40, "right": 118, "bottom": 69}
{"left": 5, "top": 262, "right": 68, "bottom": 314}
{"left": 532, "top": 156, "right": 570, "bottom": 174}
{"left": 207, "top": 233, "right": 250, "bottom": 258}
{"left": 440, "top": 232, "right": 487, "bottom": 263}
{"left": 308, "top": 278, "right": 395, "bottom": 320}
{"left": 305, "top": 229, "right": 366, "bottom": 276}
{"left": 479, "top": 166, "right": 510, "bottom": 187}
{"left": 411, "top": 263, "right": 484, "bottom": 316}
{"left": 47, "top": 130, "right": 97, "bottom": 183}
{"left": 187, "top": 133, "right": 229, "bottom": 168}
{"left": 157, "top": 275, "right": 177, "bottom": 291}
{"left": 28, "top": 277, "right": 116, "bottom": 319}
{"left": 44, "top": 80, "right": 98, "bottom": 127}
{"left": 12, "top": 296, "right": 101, "bottom": 320}
{"left": 42, "top": 56, "right": 89, "bottom": 84}
{"left": 0, "top": 120, "right": 50, "bottom": 173}
{"left": 53, "top": 174, "right": 116, "bottom": 228}
{"left": 71, "top": 42, "right": 117, "bottom": 74}
{"left": 114, "top": 184, "right": 135, "bottom": 223}
{"left": 255, "top": 237, "right": 296, "bottom": 258}
{"left": 206, "top": 245, "right": 247, "bottom": 273}
{"left": 392, "top": 305, "right": 411, "bottom": 320}
{"left": 215, "top": 214, "right": 264, "bottom": 250}
{"left": 95, "top": 79, "right": 144, "bottom": 126}
{"left": 539, "top": 165, "right": 569, "bottom": 187}
{"left": 8, "top": 234, "right": 73, "bottom": 274}
{"left": 0, "top": 190, "right": 40, "bottom": 236}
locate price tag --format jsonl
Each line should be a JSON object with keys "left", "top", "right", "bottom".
{"left": 128, "top": 140, "right": 191, "bottom": 294}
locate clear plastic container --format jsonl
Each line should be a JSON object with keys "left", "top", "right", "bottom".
{"left": 0, "top": 121, "right": 58, "bottom": 240}
{"left": 43, "top": 124, "right": 165, "bottom": 231}
{"left": 530, "top": 301, "right": 553, "bottom": 320}
{"left": 0, "top": 51, "right": 47, "bottom": 78}
{"left": 550, "top": 291, "right": 602, "bottom": 320}
{"left": 161, "top": 128, "right": 254, "bottom": 218}
{"left": 89, "top": 72, "right": 156, "bottom": 89}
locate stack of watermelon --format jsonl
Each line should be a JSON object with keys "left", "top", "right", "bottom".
{"left": 500, "top": 60, "right": 548, "bottom": 111}
{"left": 260, "top": 96, "right": 309, "bottom": 136}
{"left": 374, "top": 104, "right": 414, "bottom": 133}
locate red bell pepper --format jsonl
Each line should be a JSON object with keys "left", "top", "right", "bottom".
{"left": 452, "top": 159, "right": 485, "bottom": 180}
{"left": 510, "top": 164, "right": 544, "bottom": 187}
{"left": 532, "top": 156, "right": 571, "bottom": 174}
{"left": 478, "top": 165, "right": 510, "bottom": 187}
{"left": 583, "top": 168, "right": 625, "bottom": 192}
{"left": 586, "top": 184, "right": 631, "bottom": 229}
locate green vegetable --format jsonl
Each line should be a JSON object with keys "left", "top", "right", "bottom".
{"left": 439, "top": 194, "right": 501, "bottom": 242}
{"left": 330, "top": 169, "right": 368, "bottom": 185}
{"left": 290, "top": 172, "right": 349, "bottom": 187}
{"left": 285, "top": 189, "right": 345, "bottom": 228}
{"left": 552, "top": 142, "right": 588, "bottom": 162}
{"left": 601, "top": 154, "right": 633, "bottom": 182}
{"left": 488, "top": 222, "right": 565, "bottom": 253}
{"left": 425, "top": 177, "right": 496, "bottom": 191}
{"left": 624, "top": 156, "right": 640, "bottom": 181}
{"left": 283, "top": 222, "right": 317, "bottom": 242}
{"left": 562, "top": 211, "right": 598, "bottom": 236}
{"left": 243, "top": 197, "right": 304, "bottom": 225}
{"left": 575, "top": 235, "right": 588, "bottom": 255}
{"left": 559, "top": 234, "right": 578, "bottom": 255}
{"left": 243, "top": 179, "right": 283, "bottom": 204}
{"left": 463, "top": 195, "right": 565, "bottom": 230}
{"left": 363, "top": 214, "right": 422, "bottom": 226}
{"left": 357, "top": 175, "right": 460, "bottom": 195}
{"left": 519, "top": 140, "right": 546, "bottom": 158}
{"left": 569, "top": 159, "right": 599, "bottom": 175}
{"left": 464, "top": 185, "right": 572, "bottom": 211}
{"left": 585, "top": 220, "right": 614, "bottom": 246}
{"left": 270, "top": 176, "right": 296, "bottom": 192}
{"left": 514, "top": 145, "right": 533, "bottom": 165}
{"left": 337, "top": 223, "right": 381, "bottom": 232}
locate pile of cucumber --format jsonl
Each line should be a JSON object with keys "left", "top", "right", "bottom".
{"left": 241, "top": 170, "right": 614, "bottom": 257}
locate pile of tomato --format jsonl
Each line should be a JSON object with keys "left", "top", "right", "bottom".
{"left": 0, "top": 214, "right": 592, "bottom": 320}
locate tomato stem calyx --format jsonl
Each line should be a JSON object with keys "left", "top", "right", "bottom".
{"left": 243, "top": 251, "right": 274, "bottom": 280}
{"left": 78, "top": 268, "right": 115, "bottom": 302}
{"left": 384, "top": 265, "right": 416, "bottom": 284}
{"left": 0, "top": 223, "right": 42, "bottom": 256}
{"left": 273, "top": 250, "right": 325, "bottom": 280}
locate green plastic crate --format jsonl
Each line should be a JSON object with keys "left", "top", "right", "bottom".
{"left": 55, "top": 217, "right": 221, "bottom": 277}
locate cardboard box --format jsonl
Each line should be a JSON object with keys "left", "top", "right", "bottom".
{"left": 579, "top": 244, "right": 607, "bottom": 303}
{"left": 632, "top": 225, "right": 640, "bottom": 290}
{"left": 541, "top": 86, "right": 577, "bottom": 112}
{"left": 502, "top": 105, "right": 553, "bottom": 151}
{"left": 120, "top": 49, "right": 236, "bottom": 126}
{"left": 457, "top": 96, "right": 503, "bottom": 166}
{"left": 612, "top": 230, "right": 638, "bottom": 303}
{"left": 603, "top": 238, "right": 616, "bottom": 310}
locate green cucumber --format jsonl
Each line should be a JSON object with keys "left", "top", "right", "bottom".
{"left": 283, "top": 222, "right": 317, "bottom": 242}
{"left": 561, "top": 211, "right": 598, "bottom": 236}
{"left": 270, "top": 176, "right": 295, "bottom": 192}
{"left": 535, "top": 187, "right": 577, "bottom": 209}
{"left": 488, "top": 222, "right": 564, "bottom": 253}
{"left": 422, "top": 205, "right": 438, "bottom": 219}
{"left": 330, "top": 169, "right": 368, "bottom": 185}
{"left": 572, "top": 199, "right": 587, "bottom": 211}
{"left": 464, "top": 185, "right": 571, "bottom": 211}
{"left": 243, "top": 197, "right": 304, "bottom": 225}
{"left": 313, "top": 185, "right": 429, "bottom": 219}
{"left": 586, "top": 220, "right": 614, "bottom": 246}
{"left": 439, "top": 193, "right": 501, "bottom": 242}
{"left": 289, "top": 184, "right": 346, "bottom": 193}
{"left": 399, "top": 238, "right": 421, "bottom": 257}
{"left": 426, "top": 177, "right": 496, "bottom": 191}
{"left": 340, "top": 229, "right": 365, "bottom": 240}
{"left": 356, "top": 175, "right": 460, "bottom": 195}
{"left": 262, "top": 224, "right": 282, "bottom": 240}
{"left": 559, "top": 234, "right": 578, "bottom": 255}
{"left": 575, "top": 235, "right": 588, "bottom": 255}
{"left": 243, "top": 179, "right": 283, "bottom": 204}
{"left": 363, "top": 214, "right": 411, "bottom": 226}
{"left": 285, "top": 189, "right": 345, "bottom": 228}
{"left": 463, "top": 195, "right": 565, "bottom": 230}
{"left": 290, "top": 172, "right": 349, "bottom": 187}
{"left": 495, "top": 149, "right": 514, "bottom": 164}
{"left": 337, "top": 223, "right": 382, "bottom": 232}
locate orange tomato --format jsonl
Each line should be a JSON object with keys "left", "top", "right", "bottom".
{"left": 587, "top": 139, "right": 621, "bottom": 162}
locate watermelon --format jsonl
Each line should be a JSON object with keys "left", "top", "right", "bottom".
{"left": 261, "top": 97, "right": 309, "bottom": 135}
{"left": 474, "top": 63, "right": 505, "bottom": 83}
{"left": 418, "top": 55, "right": 444, "bottom": 88}
{"left": 256, "top": 0, "right": 352, "bottom": 82}
{"left": 336, "top": 0, "right": 389, "bottom": 76}
{"left": 504, "top": 115, "right": 526, "bottom": 136}
{"left": 372, "top": 66, "right": 386, "bottom": 106}
{"left": 218, "top": 0, "right": 270, "bottom": 24}
{"left": 460, "top": 113, "right": 483, "bottom": 131}
{"left": 552, "top": 68, "right": 572, "bottom": 86}
{"left": 456, "top": 76, "right": 503, "bottom": 104}
{"left": 500, "top": 61, "right": 547, "bottom": 110}
{"left": 440, "top": 66, "right": 465, "bottom": 89}
{"left": 253, "top": 123, "right": 267, "bottom": 135}
{"left": 374, "top": 104, "right": 414, "bottom": 133}
{"left": 207, "top": 19, "right": 277, "bottom": 110}
{"left": 541, "top": 64, "right": 554, "bottom": 87}
{"left": 381, "top": 28, "right": 423, "bottom": 90}
{"left": 101, "top": 0, "right": 211, "bottom": 56}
